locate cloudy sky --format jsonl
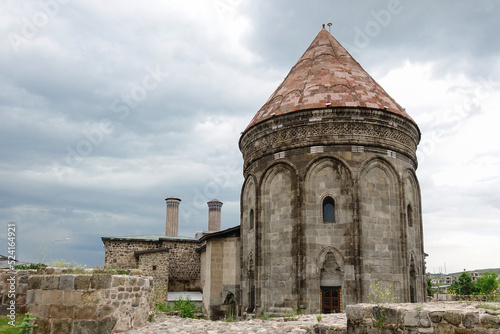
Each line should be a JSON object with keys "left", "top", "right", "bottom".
{"left": 1, "top": 0, "right": 498, "bottom": 274}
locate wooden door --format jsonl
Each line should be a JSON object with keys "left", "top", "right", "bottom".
{"left": 321, "top": 286, "right": 341, "bottom": 313}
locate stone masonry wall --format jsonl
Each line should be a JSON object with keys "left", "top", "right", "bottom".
{"left": 0, "top": 269, "right": 35, "bottom": 315}
{"left": 138, "top": 252, "right": 169, "bottom": 300}
{"left": 103, "top": 239, "right": 201, "bottom": 292}
{"left": 160, "top": 240, "right": 201, "bottom": 292}
{"left": 28, "top": 274, "right": 153, "bottom": 334}
{"left": 346, "top": 302, "right": 500, "bottom": 334}
{"left": 103, "top": 239, "right": 162, "bottom": 269}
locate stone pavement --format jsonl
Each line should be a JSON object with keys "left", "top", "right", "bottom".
{"left": 126, "top": 313, "right": 347, "bottom": 334}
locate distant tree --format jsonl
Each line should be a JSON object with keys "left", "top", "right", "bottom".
{"left": 427, "top": 277, "right": 435, "bottom": 296}
{"left": 449, "top": 271, "right": 478, "bottom": 295}
{"left": 476, "top": 272, "right": 499, "bottom": 295}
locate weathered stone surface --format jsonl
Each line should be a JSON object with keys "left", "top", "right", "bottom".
{"left": 27, "top": 276, "right": 41, "bottom": 290}
{"left": 49, "top": 304, "right": 74, "bottom": 318}
{"left": 59, "top": 274, "right": 75, "bottom": 290}
{"left": 112, "top": 276, "right": 126, "bottom": 287}
{"left": 429, "top": 311, "right": 443, "bottom": 323}
{"left": 74, "top": 275, "right": 92, "bottom": 290}
{"left": 91, "top": 274, "right": 112, "bottom": 289}
{"left": 346, "top": 305, "right": 364, "bottom": 322}
{"left": 463, "top": 312, "right": 479, "bottom": 329}
{"left": 99, "top": 316, "right": 118, "bottom": 333}
{"left": 74, "top": 305, "right": 97, "bottom": 319}
{"left": 98, "top": 305, "right": 114, "bottom": 318}
{"left": 73, "top": 319, "right": 98, "bottom": 334}
{"left": 404, "top": 310, "right": 419, "bottom": 327}
{"left": 82, "top": 290, "right": 101, "bottom": 304}
{"left": 40, "top": 275, "right": 60, "bottom": 290}
{"left": 418, "top": 311, "right": 431, "bottom": 327}
{"left": 53, "top": 318, "right": 73, "bottom": 334}
{"left": 126, "top": 313, "right": 347, "bottom": 334}
{"left": 480, "top": 314, "right": 500, "bottom": 329}
{"left": 436, "top": 323, "right": 454, "bottom": 334}
{"left": 32, "top": 319, "right": 50, "bottom": 334}
{"left": 443, "top": 311, "right": 462, "bottom": 326}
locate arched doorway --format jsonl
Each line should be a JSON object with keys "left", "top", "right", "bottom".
{"left": 320, "top": 251, "right": 343, "bottom": 313}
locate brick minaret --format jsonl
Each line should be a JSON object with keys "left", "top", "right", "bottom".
{"left": 165, "top": 197, "right": 181, "bottom": 236}
{"left": 207, "top": 199, "right": 223, "bottom": 232}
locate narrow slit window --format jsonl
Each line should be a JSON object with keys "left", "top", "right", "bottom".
{"left": 323, "top": 197, "right": 335, "bottom": 223}
{"left": 249, "top": 209, "right": 254, "bottom": 230}
{"left": 152, "top": 265, "right": 157, "bottom": 271}
{"left": 407, "top": 204, "right": 413, "bottom": 227}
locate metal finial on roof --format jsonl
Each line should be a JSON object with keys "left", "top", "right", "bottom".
{"left": 322, "top": 23, "right": 325, "bottom": 29}
{"left": 327, "top": 22, "right": 332, "bottom": 33}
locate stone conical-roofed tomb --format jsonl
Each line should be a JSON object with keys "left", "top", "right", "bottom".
{"left": 239, "top": 26, "right": 425, "bottom": 316}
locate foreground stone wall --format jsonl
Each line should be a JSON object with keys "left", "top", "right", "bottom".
{"left": 0, "top": 269, "right": 35, "bottom": 314}
{"left": 28, "top": 274, "right": 153, "bottom": 334}
{"left": 346, "top": 302, "right": 500, "bottom": 334}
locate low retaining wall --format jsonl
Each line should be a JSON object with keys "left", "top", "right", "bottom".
{"left": 346, "top": 302, "right": 500, "bottom": 334}
{"left": 0, "top": 269, "right": 35, "bottom": 314}
{"left": 28, "top": 274, "right": 153, "bottom": 333}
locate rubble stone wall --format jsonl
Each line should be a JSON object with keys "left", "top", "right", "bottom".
{"left": 346, "top": 302, "right": 500, "bottom": 334}
{"left": 0, "top": 269, "right": 35, "bottom": 314}
{"left": 28, "top": 274, "right": 153, "bottom": 334}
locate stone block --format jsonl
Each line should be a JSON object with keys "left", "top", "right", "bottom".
{"left": 16, "top": 293, "right": 26, "bottom": 305}
{"left": 429, "top": 311, "right": 444, "bottom": 323}
{"left": 418, "top": 311, "right": 431, "bottom": 327}
{"left": 28, "top": 276, "right": 42, "bottom": 290}
{"left": 62, "top": 290, "right": 82, "bottom": 305}
{"left": 98, "top": 305, "right": 114, "bottom": 318}
{"left": 454, "top": 328, "right": 474, "bottom": 334}
{"left": 463, "top": 312, "right": 479, "bottom": 329}
{"left": 99, "top": 317, "right": 118, "bottom": 333}
{"left": 436, "top": 323, "right": 454, "bottom": 334}
{"left": 25, "top": 290, "right": 36, "bottom": 305}
{"left": 40, "top": 276, "right": 60, "bottom": 290}
{"left": 91, "top": 274, "right": 112, "bottom": 289}
{"left": 480, "top": 314, "right": 500, "bottom": 329}
{"left": 74, "top": 305, "right": 97, "bottom": 319}
{"left": 32, "top": 318, "right": 50, "bottom": 334}
{"left": 112, "top": 276, "right": 125, "bottom": 287}
{"left": 82, "top": 290, "right": 101, "bottom": 304}
{"left": 384, "top": 308, "right": 402, "bottom": 324}
{"left": 29, "top": 304, "right": 49, "bottom": 318}
{"left": 49, "top": 304, "right": 74, "bottom": 318}
{"left": 114, "top": 318, "right": 131, "bottom": 332}
{"left": 52, "top": 318, "right": 73, "bottom": 334}
{"left": 74, "top": 275, "right": 91, "bottom": 290}
{"left": 59, "top": 274, "right": 75, "bottom": 290}
{"left": 346, "top": 305, "right": 365, "bottom": 322}
{"left": 443, "top": 311, "right": 462, "bottom": 326}
{"left": 404, "top": 310, "right": 419, "bottom": 327}
{"left": 73, "top": 319, "right": 98, "bottom": 334}
{"left": 46, "top": 290, "right": 64, "bottom": 305}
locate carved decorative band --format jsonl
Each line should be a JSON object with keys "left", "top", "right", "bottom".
{"left": 240, "top": 109, "right": 420, "bottom": 169}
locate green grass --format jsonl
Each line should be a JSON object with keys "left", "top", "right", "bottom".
{"left": 477, "top": 303, "right": 500, "bottom": 311}
{"left": 0, "top": 314, "right": 24, "bottom": 334}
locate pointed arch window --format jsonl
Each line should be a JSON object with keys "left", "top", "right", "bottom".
{"left": 323, "top": 197, "right": 336, "bottom": 223}
{"left": 249, "top": 209, "right": 254, "bottom": 230}
{"left": 407, "top": 204, "right": 413, "bottom": 227}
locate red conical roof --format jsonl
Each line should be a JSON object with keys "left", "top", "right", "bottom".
{"left": 245, "top": 26, "right": 413, "bottom": 130}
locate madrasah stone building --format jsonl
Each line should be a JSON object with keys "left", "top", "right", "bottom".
{"left": 102, "top": 26, "right": 426, "bottom": 319}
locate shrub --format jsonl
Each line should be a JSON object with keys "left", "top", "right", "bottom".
{"left": 173, "top": 297, "right": 201, "bottom": 319}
